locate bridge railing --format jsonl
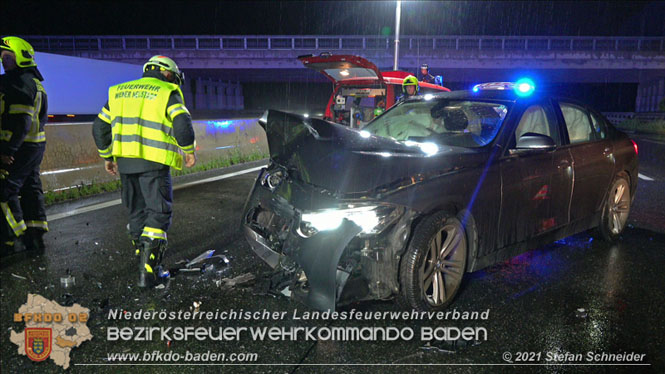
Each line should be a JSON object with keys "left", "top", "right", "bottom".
{"left": 24, "top": 35, "right": 665, "bottom": 53}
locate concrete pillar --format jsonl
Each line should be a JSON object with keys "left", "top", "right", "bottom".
{"left": 237, "top": 82, "right": 244, "bottom": 110}
{"left": 636, "top": 77, "right": 665, "bottom": 113}
{"left": 194, "top": 78, "right": 206, "bottom": 110}
{"left": 218, "top": 82, "right": 227, "bottom": 110}
{"left": 227, "top": 81, "right": 237, "bottom": 109}
{"left": 206, "top": 78, "right": 216, "bottom": 110}
{"left": 181, "top": 78, "right": 194, "bottom": 108}
{"left": 216, "top": 81, "right": 225, "bottom": 109}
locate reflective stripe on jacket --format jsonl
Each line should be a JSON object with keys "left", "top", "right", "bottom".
{"left": 108, "top": 77, "right": 185, "bottom": 169}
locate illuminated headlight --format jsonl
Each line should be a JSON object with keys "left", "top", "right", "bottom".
{"left": 297, "top": 205, "right": 403, "bottom": 237}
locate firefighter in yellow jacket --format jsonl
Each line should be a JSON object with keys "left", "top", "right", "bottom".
{"left": 0, "top": 36, "right": 48, "bottom": 256}
{"left": 92, "top": 55, "right": 196, "bottom": 287}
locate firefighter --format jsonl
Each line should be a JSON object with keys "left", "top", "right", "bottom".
{"left": 92, "top": 55, "right": 196, "bottom": 287}
{"left": 373, "top": 99, "right": 385, "bottom": 118}
{"left": 397, "top": 75, "right": 420, "bottom": 102}
{"left": 434, "top": 75, "right": 444, "bottom": 87}
{"left": 0, "top": 36, "right": 48, "bottom": 256}
{"left": 419, "top": 63, "right": 435, "bottom": 84}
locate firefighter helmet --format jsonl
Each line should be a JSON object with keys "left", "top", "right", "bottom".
{"left": 0, "top": 36, "right": 37, "bottom": 68}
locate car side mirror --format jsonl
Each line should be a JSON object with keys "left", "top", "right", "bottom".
{"left": 509, "top": 133, "right": 556, "bottom": 155}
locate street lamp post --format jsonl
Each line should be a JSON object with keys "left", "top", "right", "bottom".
{"left": 393, "top": 0, "right": 401, "bottom": 71}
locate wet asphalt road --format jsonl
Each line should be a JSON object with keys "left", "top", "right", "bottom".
{"left": 1, "top": 137, "right": 664, "bottom": 374}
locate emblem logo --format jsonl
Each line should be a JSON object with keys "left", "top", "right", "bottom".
{"left": 25, "top": 328, "right": 52, "bottom": 362}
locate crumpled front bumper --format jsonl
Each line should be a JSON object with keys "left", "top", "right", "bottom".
{"left": 242, "top": 171, "right": 362, "bottom": 311}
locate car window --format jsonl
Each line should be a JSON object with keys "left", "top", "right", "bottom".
{"left": 511, "top": 104, "right": 560, "bottom": 147}
{"left": 362, "top": 99, "right": 510, "bottom": 148}
{"left": 559, "top": 102, "right": 594, "bottom": 144}
{"left": 589, "top": 111, "right": 607, "bottom": 140}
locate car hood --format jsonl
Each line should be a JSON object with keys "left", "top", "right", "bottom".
{"left": 259, "top": 110, "right": 481, "bottom": 197}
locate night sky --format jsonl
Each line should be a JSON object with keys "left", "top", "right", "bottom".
{"left": 4, "top": 1, "right": 665, "bottom": 36}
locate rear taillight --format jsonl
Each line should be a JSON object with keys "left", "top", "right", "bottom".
{"left": 630, "top": 139, "right": 638, "bottom": 155}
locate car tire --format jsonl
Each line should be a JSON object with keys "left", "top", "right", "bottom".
{"left": 398, "top": 211, "right": 467, "bottom": 311}
{"left": 598, "top": 174, "right": 631, "bottom": 242}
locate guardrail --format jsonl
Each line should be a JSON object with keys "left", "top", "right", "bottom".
{"left": 24, "top": 35, "right": 665, "bottom": 53}
{"left": 40, "top": 119, "right": 266, "bottom": 192}
{"left": 603, "top": 112, "right": 665, "bottom": 125}
{"left": 603, "top": 112, "right": 635, "bottom": 125}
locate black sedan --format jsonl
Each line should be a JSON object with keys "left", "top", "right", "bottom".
{"left": 241, "top": 81, "right": 638, "bottom": 311}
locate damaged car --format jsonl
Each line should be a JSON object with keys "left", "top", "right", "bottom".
{"left": 242, "top": 80, "right": 638, "bottom": 311}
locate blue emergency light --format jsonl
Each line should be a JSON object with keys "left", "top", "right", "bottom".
{"left": 472, "top": 79, "right": 536, "bottom": 96}
{"left": 514, "top": 78, "right": 535, "bottom": 97}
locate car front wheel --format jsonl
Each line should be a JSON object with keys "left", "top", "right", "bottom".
{"left": 398, "top": 211, "right": 468, "bottom": 311}
{"left": 598, "top": 174, "right": 631, "bottom": 242}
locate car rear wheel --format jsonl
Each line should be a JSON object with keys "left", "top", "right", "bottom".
{"left": 598, "top": 174, "right": 631, "bottom": 242}
{"left": 398, "top": 211, "right": 467, "bottom": 311}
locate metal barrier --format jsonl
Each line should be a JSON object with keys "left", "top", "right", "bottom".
{"left": 603, "top": 112, "right": 665, "bottom": 125}
{"left": 603, "top": 112, "right": 635, "bottom": 125}
{"left": 24, "top": 35, "right": 665, "bottom": 53}
{"left": 40, "top": 119, "right": 266, "bottom": 192}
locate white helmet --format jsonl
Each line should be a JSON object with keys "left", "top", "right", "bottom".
{"left": 143, "top": 55, "right": 184, "bottom": 86}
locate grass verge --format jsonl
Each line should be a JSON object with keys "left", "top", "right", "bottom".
{"left": 44, "top": 151, "right": 268, "bottom": 206}
{"left": 615, "top": 119, "right": 665, "bottom": 135}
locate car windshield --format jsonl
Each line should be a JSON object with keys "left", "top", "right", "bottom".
{"left": 362, "top": 98, "right": 510, "bottom": 148}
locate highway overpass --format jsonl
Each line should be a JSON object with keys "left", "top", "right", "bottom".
{"left": 23, "top": 34, "right": 665, "bottom": 112}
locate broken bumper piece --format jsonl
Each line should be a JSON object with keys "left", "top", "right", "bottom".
{"left": 243, "top": 219, "right": 361, "bottom": 311}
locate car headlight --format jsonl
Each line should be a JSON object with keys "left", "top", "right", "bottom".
{"left": 297, "top": 204, "right": 403, "bottom": 237}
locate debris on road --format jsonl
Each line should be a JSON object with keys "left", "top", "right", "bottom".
{"left": 60, "top": 275, "right": 76, "bottom": 288}
{"left": 168, "top": 250, "right": 230, "bottom": 277}
{"left": 218, "top": 255, "right": 230, "bottom": 265}
{"left": 186, "top": 250, "right": 215, "bottom": 268}
{"left": 178, "top": 267, "right": 201, "bottom": 273}
{"left": 216, "top": 273, "right": 255, "bottom": 290}
{"left": 576, "top": 308, "right": 588, "bottom": 319}
{"left": 11, "top": 273, "right": 27, "bottom": 280}
{"left": 253, "top": 270, "right": 294, "bottom": 298}
{"left": 157, "top": 267, "right": 170, "bottom": 278}
{"left": 155, "top": 284, "right": 166, "bottom": 290}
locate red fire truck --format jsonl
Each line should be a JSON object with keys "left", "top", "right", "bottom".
{"left": 299, "top": 53, "right": 450, "bottom": 128}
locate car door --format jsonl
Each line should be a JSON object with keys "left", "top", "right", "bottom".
{"left": 555, "top": 100, "right": 615, "bottom": 224}
{"left": 498, "top": 100, "right": 573, "bottom": 248}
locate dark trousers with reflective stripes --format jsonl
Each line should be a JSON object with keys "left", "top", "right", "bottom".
{"left": 0, "top": 143, "right": 47, "bottom": 241}
{"left": 120, "top": 169, "right": 172, "bottom": 240}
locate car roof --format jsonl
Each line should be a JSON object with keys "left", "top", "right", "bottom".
{"left": 404, "top": 89, "right": 521, "bottom": 103}
{"left": 403, "top": 89, "right": 601, "bottom": 114}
